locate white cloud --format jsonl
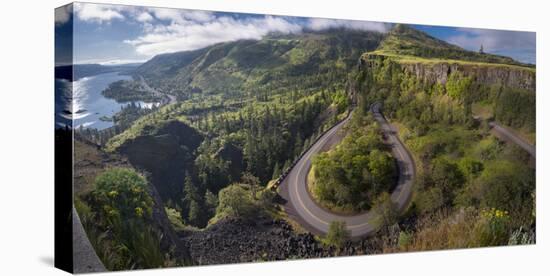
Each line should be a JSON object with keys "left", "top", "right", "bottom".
{"left": 148, "top": 8, "right": 215, "bottom": 23}
{"left": 74, "top": 3, "right": 124, "bottom": 23}
{"left": 180, "top": 10, "right": 215, "bottom": 23}
{"left": 125, "top": 15, "right": 303, "bottom": 57}
{"left": 73, "top": 3, "right": 393, "bottom": 61}
{"left": 307, "top": 18, "right": 390, "bottom": 33}
{"left": 136, "top": 12, "right": 153, "bottom": 22}
{"left": 150, "top": 8, "right": 184, "bottom": 23}
{"left": 447, "top": 28, "right": 535, "bottom": 52}
{"left": 446, "top": 28, "right": 536, "bottom": 63}
{"left": 76, "top": 58, "right": 148, "bottom": 65}
{"left": 55, "top": 4, "right": 72, "bottom": 25}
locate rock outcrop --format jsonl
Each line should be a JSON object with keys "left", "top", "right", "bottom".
{"left": 181, "top": 216, "right": 385, "bottom": 265}
{"left": 117, "top": 120, "right": 203, "bottom": 202}
{"left": 361, "top": 54, "right": 536, "bottom": 92}
{"left": 73, "top": 138, "right": 193, "bottom": 269}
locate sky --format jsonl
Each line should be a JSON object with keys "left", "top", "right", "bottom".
{"left": 55, "top": 2, "right": 536, "bottom": 65}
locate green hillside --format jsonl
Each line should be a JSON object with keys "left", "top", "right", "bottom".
{"left": 354, "top": 24, "right": 535, "bottom": 253}
{"left": 373, "top": 24, "right": 531, "bottom": 67}
{"left": 134, "top": 29, "right": 384, "bottom": 98}
{"left": 100, "top": 29, "right": 386, "bottom": 227}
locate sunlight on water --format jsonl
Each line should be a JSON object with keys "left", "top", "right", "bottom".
{"left": 55, "top": 71, "right": 159, "bottom": 130}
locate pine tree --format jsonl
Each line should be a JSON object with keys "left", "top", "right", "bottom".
{"left": 182, "top": 172, "right": 199, "bottom": 209}
{"left": 204, "top": 189, "right": 218, "bottom": 216}
{"left": 187, "top": 200, "right": 201, "bottom": 226}
{"left": 272, "top": 162, "right": 281, "bottom": 180}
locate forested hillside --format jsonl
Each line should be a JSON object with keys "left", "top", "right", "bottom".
{"left": 374, "top": 24, "right": 532, "bottom": 67}
{"left": 355, "top": 24, "right": 536, "bottom": 250}
{"left": 134, "top": 29, "right": 383, "bottom": 98}
{"left": 73, "top": 23, "right": 536, "bottom": 268}
{"left": 103, "top": 29, "right": 384, "bottom": 228}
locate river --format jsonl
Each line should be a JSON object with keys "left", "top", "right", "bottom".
{"left": 55, "top": 71, "right": 159, "bottom": 130}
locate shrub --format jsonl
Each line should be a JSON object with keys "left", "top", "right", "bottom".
{"left": 472, "top": 208, "right": 511, "bottom": 246}
{"left": 91, "top": 168, "right": 153, "bottom": 225}
{"left": 415, "top": 186, "right": 445, "bottom": 214}
{"left": 474, "top": 160, "right": 534, "bottom": 220}
{"left": 215, "top": 184, "right": 257, "bottom": 219}
{"left": 324, "top": 221, "right": 350, "bottom": 250}
{"left": 397, "top": 208, "right": 512, "bottom": 252}
{"left": 372, "top": 192, "right": 399, "bottom": 231}
{"left": 398, "top": 231, "right": 413, "bottom": 250}
{"left": 82, "top": 168, "right": 167, "bottom": 270}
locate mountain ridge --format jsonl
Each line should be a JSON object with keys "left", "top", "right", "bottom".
{"left": 371, "top": 24, "right": 532, "bottom": 67}
{"left": 133, "top": 29, "right": 385, "bottom": 97}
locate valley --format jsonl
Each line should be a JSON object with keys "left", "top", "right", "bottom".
{"left": 68, "top": 24, "right": 536, "bottom": 270}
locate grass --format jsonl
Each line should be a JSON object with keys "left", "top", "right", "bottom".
{"left": 164, "top": 207, "right": 187, "bottom": 232}
{"left": 472, "top": 102, "right": 494, "bottom": 120}
{"left": 365, "top": 51, "right": 536, "bottom": 73}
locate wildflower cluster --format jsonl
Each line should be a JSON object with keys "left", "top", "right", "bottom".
{"left": 481, "top": 208, "right": 509, "bottom": 219}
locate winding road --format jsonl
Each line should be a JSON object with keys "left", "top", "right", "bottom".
{"left": 138, "top": 75, "right": 176, "bottom": 105}
{"left": 279, "top": 102, "right": 415, "bottom": 237}
{"left": 489, "top": 122, "right": 536, "bottom": 158}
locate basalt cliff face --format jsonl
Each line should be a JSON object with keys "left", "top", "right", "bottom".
{"left": 117, "top": 120, "right": 204, "bottom": 202}
{"left": 361, "top": 54, "right": 536, "bottom": 92}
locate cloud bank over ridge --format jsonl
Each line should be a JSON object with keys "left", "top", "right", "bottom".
{"left": 74, "top": 3, "right": 390, "bottom": 58}
{"left": 71, "top": 3, "right": 535, "bottom": 64}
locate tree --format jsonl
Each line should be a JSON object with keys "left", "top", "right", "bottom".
{"left": 182, "top": 172, "right": 199, "bottom": 208}
{"left": 431, "top": 158, "right": 464, "bottom": 204}
{"left": 372, "top": 192, "right": 398, "bottom": 231}
{"left": 458, "top": 157, "right": 484, "bottom": 180}
{"left": 216, "top": 184, "right": 256, "bottom": 218}
{"left": 204, "top": 189, "right": 218, "bottom": 216}
{"left": 324, "top": 221, "right": 350, "bottom": 250}
{"left": 368, "top": 149, "right": 396, "bottom": 193}
{"left": 446, "top": 72, "right": 472, "bottom": 102}
{"left": 241, "top": 172, "right": 261, "bottom": 199}
{"left": 479, "top": 44, "right": 484, "bottom": 54}
{"left": 187, "top": 200, "right": 201, "bottom": 226}
{"left": 475, "top": 161, "right": 534, "bottom": 217}
{"left": 416, "top": 186, "right": 445, "bottom": 214}
{"left": 182, "top": 172, "right": 203, "bottom": 225}
{"left": 271, "top": 162, "right": 282, "bottom": 180}
{"left": 311, "top": 119, "right": 396, "bottom": 211}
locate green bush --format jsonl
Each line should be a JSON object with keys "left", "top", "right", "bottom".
{"left": 372, "top": 192, "right": 399, "bottom": 230}
{"left": 311, "top": 118, "right": 396, "bottom": 211}
{"left": 446, "top": 72, "right": 472, "bottom": 102}
{"left": 474, "top": 161, "right": 534, "bottom": 219}
{"left": 430, "top": 158, "right": 464, "bottom": 204}
{"left": 398, "top": 231, "right": 413, "bottom": 250}
{"left": 82, "top": 168, "right": 167, "bottom": 270}
{"left": 324, "top": 221, "right": 350, "bottom": 250}
{"left": 215, "top": 184, "right": 257, "bottom": 219}
{"left": 91, "top": 168, "right": 153, "bottom": 225}
{"left": 415, "top": 186, "right": 445, "bottom": 214}
{"left": 472, "top": 208, "right": 511, "bottom": 247}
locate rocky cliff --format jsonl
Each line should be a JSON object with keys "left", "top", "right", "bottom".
{"left": 74, "top": 138, "right": 193, "bottom": 268}
{"left": 181, "top": 216, "right": 386, "bottom": 265}
{"left": 361, "top": 54, "right": 536, "bottom": 92}
{"left": 117, "top": 120, "right": 204, "bottom": 202}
